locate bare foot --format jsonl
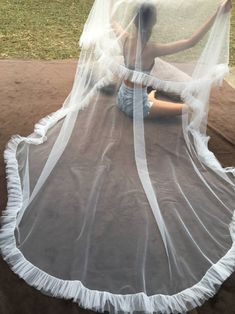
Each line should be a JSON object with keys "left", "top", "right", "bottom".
{"left": 148, "top": 89, "right": 157, "bottom": 102}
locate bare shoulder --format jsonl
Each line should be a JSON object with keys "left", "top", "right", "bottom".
{"left": 147, "top": 42, "right": 162, "bottom": 58}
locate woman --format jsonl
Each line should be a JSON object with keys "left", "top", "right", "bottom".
{"left": 111, "top": 0, "right": 232, "bottom": 119}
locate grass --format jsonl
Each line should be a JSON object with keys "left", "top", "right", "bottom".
{"left": 231, "top": 0, "right": 235, "bottom": 65}
{"left": 0, "top": 0, "right": 93, "bottom": 59}
{"left": 0, "top": 0, "right": 235, "bottom": 65}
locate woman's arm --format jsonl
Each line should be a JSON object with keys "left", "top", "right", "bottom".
{"left": 109, "top": 1, "right": 129, "bottom": 45}
{"left": 153, "top": 0, "right": 232, "bottom": 57}
{"left": 111, "top": 20, "right": 129, "bottom": 44}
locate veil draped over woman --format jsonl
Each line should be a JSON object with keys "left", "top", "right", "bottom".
{"left": 0, "top": 0, "right": 235, "bottom": 313}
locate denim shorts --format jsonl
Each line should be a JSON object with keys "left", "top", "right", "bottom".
{"left": 116, "top": 82, "right": 153, "bottom": 118}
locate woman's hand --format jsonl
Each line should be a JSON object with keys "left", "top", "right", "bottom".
{"left": 217, "top": 0, "right": 232, "bottom": 14}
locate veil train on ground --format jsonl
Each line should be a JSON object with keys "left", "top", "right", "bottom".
{"left": 0, "top": 0, "right": 235, "bottom": 313}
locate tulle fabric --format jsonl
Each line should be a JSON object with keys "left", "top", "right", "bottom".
{"left": 1, "top": 1, "right": 235, "bottom": 313}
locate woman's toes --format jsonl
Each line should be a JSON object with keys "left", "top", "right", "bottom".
{"left": 148, "top": 90, "right": 156, "bottom": 101}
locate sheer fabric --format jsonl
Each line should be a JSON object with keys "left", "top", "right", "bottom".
{"left": 0, "top": 0, "right": 235, "bottom": 313}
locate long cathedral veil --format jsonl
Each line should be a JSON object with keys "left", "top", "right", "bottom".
{"left": 1, "top": 0, "right": 235, "bottom": 313}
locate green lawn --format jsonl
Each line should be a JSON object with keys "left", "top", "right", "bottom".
{"left": 0, "top": 0, "right": 235, "bottom": 65}
{"left": 231, "top": 0, "right": 235, "bottom": 65}
{"left": 0, "top": 0, "right": 93, "bottom": 59}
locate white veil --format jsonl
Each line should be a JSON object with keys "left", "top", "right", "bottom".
{"left": 1, "top": 0, "right": 235, "bottom": 313}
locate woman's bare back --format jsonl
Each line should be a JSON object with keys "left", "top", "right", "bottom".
{"left": 123, "top": 37, "right": 156, "bottom": 71}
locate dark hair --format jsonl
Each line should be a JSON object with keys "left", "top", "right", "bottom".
{"left": 134, "top": 3, "right": 157, "bottom": 50}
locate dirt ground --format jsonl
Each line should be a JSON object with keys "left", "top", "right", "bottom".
{"left": 0, "top": 59, "right": 235, "bottom": 314}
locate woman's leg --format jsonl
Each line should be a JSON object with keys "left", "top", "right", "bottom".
{"left": 147, "top": 90, "right": 188, "bottom": 118}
